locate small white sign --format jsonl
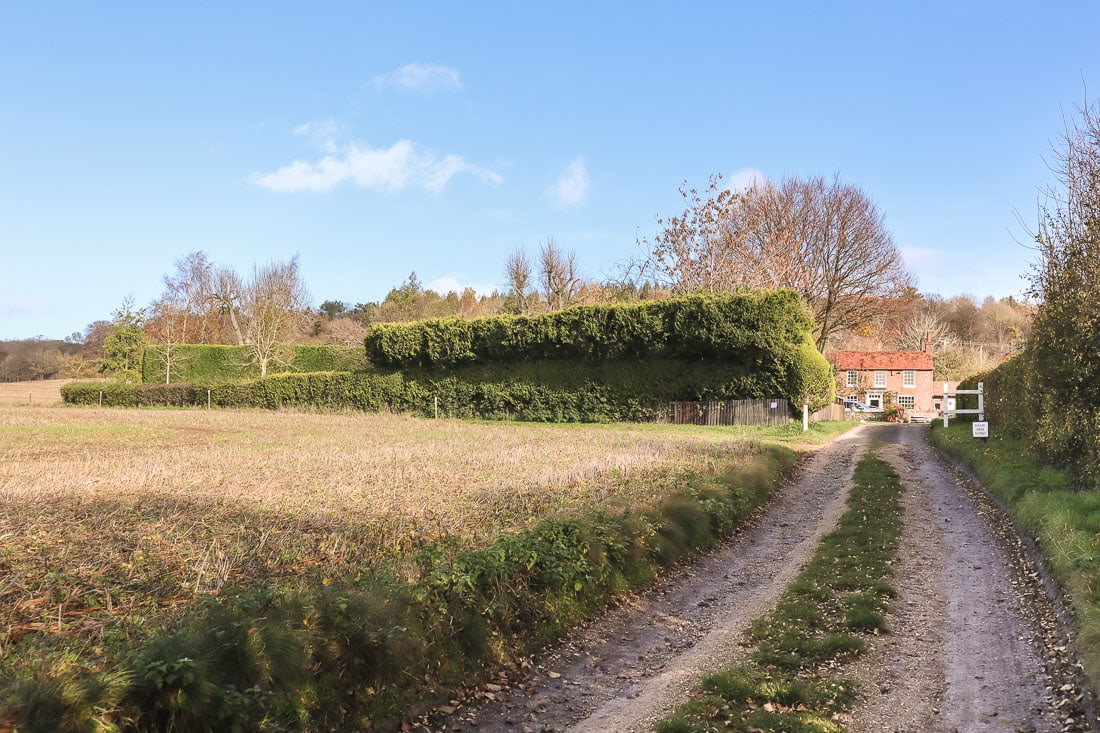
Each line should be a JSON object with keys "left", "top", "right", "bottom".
{"left": 972, "top": 421, "right": 989, "bottom": 438}
{"left": 770, "top": 401, "right": 777, "bottom": 409}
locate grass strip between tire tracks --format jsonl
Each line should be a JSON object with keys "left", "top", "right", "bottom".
{"left": 657, "top": 448, "right": 904, "bottom": 733}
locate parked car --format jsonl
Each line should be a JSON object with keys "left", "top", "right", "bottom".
{"left": 844, "top": 399, "right": 884, "bottom": 413}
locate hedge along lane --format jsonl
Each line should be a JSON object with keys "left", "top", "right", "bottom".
{"left": 67, "top": 292, "right": 836, "bottom": 418}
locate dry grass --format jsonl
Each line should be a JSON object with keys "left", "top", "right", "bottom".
{"left": 0, "top": 406, "right": 769, "bottom": 648}
{"left": 0, "top": 379, "right": 70, "bottom": 406}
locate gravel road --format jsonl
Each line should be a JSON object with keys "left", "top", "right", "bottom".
{"left": 426, "top": 424, "right": 1096, "bottom": 732}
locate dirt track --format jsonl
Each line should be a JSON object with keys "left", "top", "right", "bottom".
{"left": 428, "top": 424, "right": 1096, "bottom": 732}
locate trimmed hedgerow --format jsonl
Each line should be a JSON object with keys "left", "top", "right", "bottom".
{"left": 64, "top": 347, "right": 834, "bottom": 419}
{"left": 66, "top": 293, "right": 835, "bottom": 418}
{"left": 364, "top": 291, "right": 813, "bottom": 368}
{"left": 140, "top": 344, "right": 367, "bottom": 384}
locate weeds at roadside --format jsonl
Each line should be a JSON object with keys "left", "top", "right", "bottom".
{"left": 657, "top": 450, "right": 904, "bottom": 733}
{"left": 930, "top": 423, "right": 1100, "bottom": 697}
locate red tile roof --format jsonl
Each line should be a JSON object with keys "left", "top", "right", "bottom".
{"left": 831, "top": 350, "right": 933, "bottom": 371}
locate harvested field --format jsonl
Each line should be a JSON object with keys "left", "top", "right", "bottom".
{"left": 0, "top": 379, "right": 69, "bottom": 405}
{"left": 0, "top": 407, "right": 822, "bottom": 660}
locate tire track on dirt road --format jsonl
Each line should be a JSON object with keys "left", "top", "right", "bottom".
{"left": 849, "top": 424, "right": 1088, "bottom": 732}
{"left": 429, "top": 424, "right": 1091, "bottom": 732}
{"left": 430, "top": 427, "right": 871, "bottom": 732}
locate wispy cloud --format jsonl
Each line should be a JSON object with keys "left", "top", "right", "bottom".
{"left": 252, "top": 139, "right": 502, "bottom": 194}
{"left": 426, "top": 275, "right": 496, "bottom": 297}
{"left": 373, "top": 63, "right": 462, "bottom": 94}
{"left": 725, "top": 167, "right": 767, "bottom": 192}
{"left": 548, "top": 158, "right": 590, "bottom": 209}
{"left": 293, "top": 118, "right": 344, "bottom": 151}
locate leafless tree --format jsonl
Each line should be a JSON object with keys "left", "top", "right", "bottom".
{"left": 504, "top": 247, "right": 535, "bottom": 313}
{"left": 642, "top": 173, "right": 913, "bottom": 350}
{"left": 538, "top": 238, "right": 582, "bottom": 311}
{"left": 896, "top": 310, "right": 953, "bottom": 352}
{"left": 145, "top": 252, "right": 217, "bottom": 381}
{"left": 205, "top": 266, "right": 248, "bottom": 345}
{"left": 243, "top": 256, "right": 311, "bottom": 377}
{"left": 802, "top": 175, "right": 912, "bottom": 351}
{"left": 319, "top": 316, "right": 365, "bottom": 346}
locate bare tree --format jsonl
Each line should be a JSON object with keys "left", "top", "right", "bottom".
{"left": 205, "top": 266, "right": 248, "bottom": 345}
{"left": 896, "top": 309, "right": 953, "bottom": 352}
{"left": 504, "top": 247, "right": 536, "bottom": 313}
{"left": 243, "top": 256, "right": 310, "bottom": 377}
{"left": 642, "top": 173, "right": 913, "bottom": 350}
{"left": 144, "top": 251, "right": 218, "bottom": 382}
{"left": 803, "top": 175, "right": 912, "bottom": 350}
{"left": 538, "top": 238, "right": 582, "bottom": 311}
{"left": 323, "top": 315, "right": 367, "bottom": 346}
{"left": 643, "top": 175, "right": 755, "bottom": 294}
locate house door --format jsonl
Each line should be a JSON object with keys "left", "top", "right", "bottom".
{"left": 865, "top": 391, "right": 884, "bottom": 409}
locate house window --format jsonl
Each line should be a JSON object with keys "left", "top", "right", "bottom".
{"left": 903, "top": 370, "right": 916, "bottom": 388}
{"left": 874, "top": 370, "right": 886, "bottom": 388}
{"left": 846, "top": 370, "right": 858, "bottom": 388}
{"left": 897, "top": 395, "right": 915, "bottom": 409}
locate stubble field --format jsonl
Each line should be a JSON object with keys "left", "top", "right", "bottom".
{"left": 0, "top": 404, "right": 800, "bottom": 663}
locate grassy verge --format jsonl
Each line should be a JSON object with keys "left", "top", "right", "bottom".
{"left": 657, "top": 449, "right": 904, "bottom": 733}
{"left": 929, "top": 422, "right": 1100, "bottom": 691}
{"left": 0, "top": 408, "right": 854, "bottom": 731}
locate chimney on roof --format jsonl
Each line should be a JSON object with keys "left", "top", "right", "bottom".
{"left": 924, "top": 332, "right": 933, "bottom": 355}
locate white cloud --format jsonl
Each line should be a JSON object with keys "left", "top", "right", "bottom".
{"left": 548, "top": 158, "right": 590, "bottom": 209}
{"left": 426, "top": 275, "right": 496, "bottom": 297}
{"left": 374, "top": 63, "right": 462, "bottom": 94}
{"left": 293, "top": 118, "right": 344, "bottom": 151}
{"left": 725, "top": 167, "right": 767, "bottom": 192}
{"left": 252, "top": 139, "right": 502, "bottom": 194}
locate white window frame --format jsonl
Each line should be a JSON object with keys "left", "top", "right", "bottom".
{"left": 846, "top": 370, "right": 858, "bottom": 388}
{"left": 874, "top": 370, "right": 887, "bottom": 388}
{"left": 897, "top": 394, "right": 915, "bottom": 409}
{"left": 903, "top": 370, "right": 916, "bottom": 388}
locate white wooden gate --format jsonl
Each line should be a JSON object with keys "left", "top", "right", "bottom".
{"left": 941, "top": 381, "right": 984, "bottom": 427}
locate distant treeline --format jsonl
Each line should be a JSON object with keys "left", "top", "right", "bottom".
{"left": 0, "top": 338, "right": 99, "bottom": 382}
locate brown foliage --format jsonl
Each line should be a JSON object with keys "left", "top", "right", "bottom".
{"left": 642, "top": 173, "right": 914, "bottom": 350}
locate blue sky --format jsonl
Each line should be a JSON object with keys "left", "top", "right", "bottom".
{"left": 2, "top": 2, "right": 1097, "bottom": 340}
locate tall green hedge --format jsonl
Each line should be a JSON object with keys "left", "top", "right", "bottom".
{"left": 364, "top": 292, "right": 812, "bottom": 368}
{"left": 141, "top": 344, "right": 367, "bottom": 384}
{"left": 962, "top": 350, "right": 1097, "bottom": 485}
{"left": 70, "top": 292, "right": 835, "bottom": 419}
{"left": 65, "top": 339, "right": 834, "bottom": 419}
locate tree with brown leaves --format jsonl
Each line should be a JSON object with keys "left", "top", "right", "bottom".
{"left": 643, "top": 173, "right": 913, "bottom": 350}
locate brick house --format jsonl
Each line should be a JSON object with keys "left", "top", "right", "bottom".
{"left": 831, "top": 335, "right": 936, "bottom": 415}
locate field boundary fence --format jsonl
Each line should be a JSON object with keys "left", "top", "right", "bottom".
{"left": 670, "top": 399, "right": 791, "bottom": 426}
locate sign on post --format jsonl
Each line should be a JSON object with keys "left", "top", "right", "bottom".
{"left": 972, "top": 421, "right": 989, "bottom": 439}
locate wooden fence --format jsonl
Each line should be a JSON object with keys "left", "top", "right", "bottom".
{"left": 670, "top": 399, "right": 791, "bottom": 426}
{"left": 809, "top": 403, "right": 846, "bottom": 422}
